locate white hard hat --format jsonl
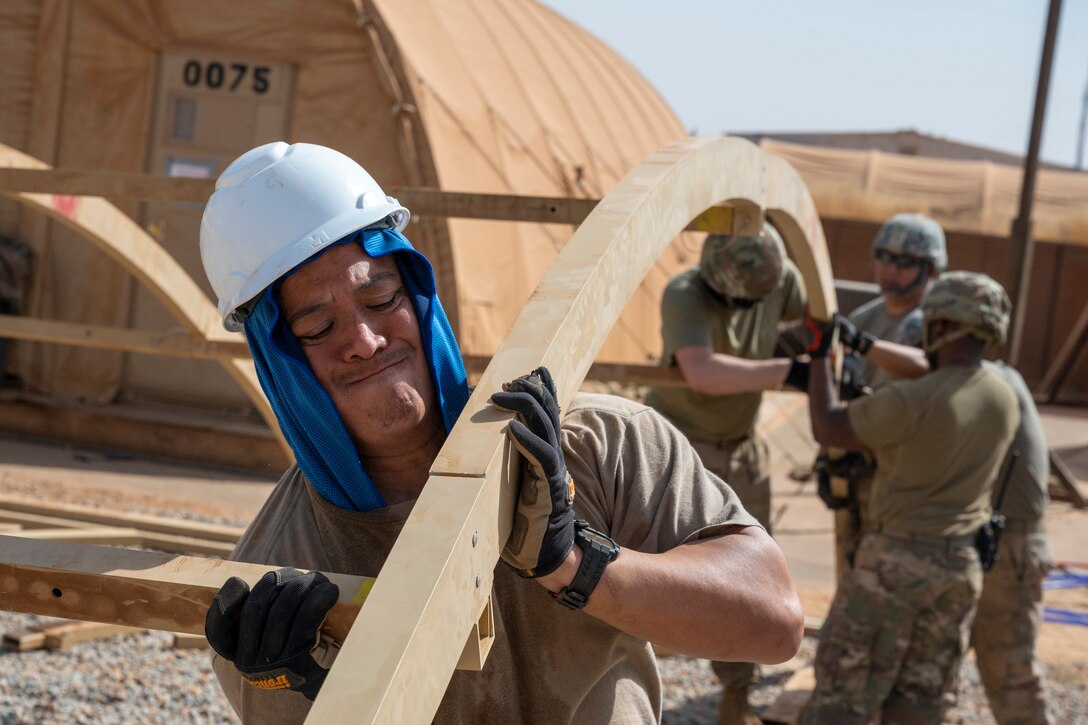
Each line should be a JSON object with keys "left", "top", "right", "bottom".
{"left": 200, "top": 141, "right": 410, "bottom": 331}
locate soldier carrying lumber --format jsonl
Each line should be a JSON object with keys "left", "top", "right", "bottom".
{"left": 196, "top": 141, "right": 803, "bottom": 723}
{"left": 800, "top": 272, "right": 1020, "bottom": 723}
{"left": 644, "top": 226, "right": 808, "bottom": 725}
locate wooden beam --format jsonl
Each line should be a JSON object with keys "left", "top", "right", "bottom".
{"left": 0, "top": 496, "right": 245, "bottom": 543}
{"left": 0, "top": 313, "right": 250, "bottom": 360}
{"left": 42, "top": 621, "right": 145, "bottom": 650}
{"left": 1049, "top": 450, "right": 1087, "bottom": 509}
{"left": 0, "top": 168, "right": 739, "bottom": 233}
{"left": 307, "top": 137, "right": 833, "bottom": 724}
{"left": 0, "top": 316, "right": 688, "bottom": 388}
{"left": 760, "top": 666, "right": 815, "bottom": 725}
{"left": 0, "top": 535, "right": 369, "bottom": 642}
{"left": 1036, "top": 301, "right": 1088, "bottom": 403}
{"left": 461, "top": 355, "right": 686, "bottom": 388}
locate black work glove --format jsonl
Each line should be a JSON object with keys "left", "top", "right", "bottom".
{"left": 784, "top": 359, "right": 810, "bottom": 392}
{"left": 802, "top": 313, "right": 836, "bottom": 359}
{"left": 205, "top": 568, "right": 340, "bottom": 701}
{"left": 839, "top": 353, "right": 870, "bottom": 401}
{"left": 834, "top": 313, "right": 876, "bottom": 356}
{"left": 489, "top": 367, "right": 576, "bottom": 578}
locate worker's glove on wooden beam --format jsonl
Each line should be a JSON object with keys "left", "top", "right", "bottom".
{"left": 490, "top": 366, "right": 576, "bottom": 579}
{"left": 784, "top": 360, "right": 810, "bottom": 392}
{"left": 833, "top": 313, "right": 876, "bottom": 356}
{"left": 205, "top": 568, "right": 340, "bottom": 701}
{"left": 801, "top": 313, "right": 836, "bottom": 359}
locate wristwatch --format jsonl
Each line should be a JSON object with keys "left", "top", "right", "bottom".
{"left": 554, "top": 519, "right": 620, "bottom": 610}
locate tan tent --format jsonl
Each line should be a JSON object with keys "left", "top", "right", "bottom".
{"left": 0, "top": 0, "right": 694, "bottom": 420}
{"left": 760, "top": 139, "right": 1088, "bottom": 246}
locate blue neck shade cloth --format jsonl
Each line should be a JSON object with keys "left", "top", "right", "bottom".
{"left": 243, "top": 228, "right": 471, "bottom": 511}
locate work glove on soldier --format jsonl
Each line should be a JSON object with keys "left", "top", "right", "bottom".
{"left": 205, "top": 568, "right": 340, "bottom": 701}
{"left": 833, "top": 313, "right": 876, "bottom": 356}
{"left": 784, "top": 360, "right": 810, "bottom": 392}
{"left": 489, "top": 366, "right": 576, "bottom": 578}
{"left": 801, "top": 313, "right": 836, "bottom": 359}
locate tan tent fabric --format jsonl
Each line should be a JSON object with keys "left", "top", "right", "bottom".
{"left": 2, "top": 0, "right": 695, "bottom": 414}
{"left": 372, "top": 0, "right": 694, "bottom": 363}
{"left": 761, "top": 139, "right": 1088, "bottom": 246}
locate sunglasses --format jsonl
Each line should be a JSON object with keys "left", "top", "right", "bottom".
{"left": 873, "top": 250, "right": 922, "bottom": 269}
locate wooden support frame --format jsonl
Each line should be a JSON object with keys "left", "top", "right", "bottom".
{"left": 0, "top": 145, "right": 284, "bottom": 456}
{"left": 0, "top": 167, "right": 739, "bottom": 233}
{"left": 0, "top": 137, "right": 834, "bottom": 722}
{"left": 307, "top": 137, "right": 833, "bottom": 723}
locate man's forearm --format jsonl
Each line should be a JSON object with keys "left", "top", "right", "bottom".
{"left": 681, "top": 354, "right": 793, "bottom": 396}
{"left": 576, "top": 528, "right": 803, "bottom": 663}
{"left": 867, "top": 340, "right": 928, "bottom": 380}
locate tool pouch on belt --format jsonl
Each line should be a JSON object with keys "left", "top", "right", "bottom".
{"left": 975, "top": 512, "right": 1006, "bottom": 572}
{"left": 814, "top": 450, "right": 874, "bottom": 510}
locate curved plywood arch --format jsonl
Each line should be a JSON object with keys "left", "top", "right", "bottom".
{"left": 310, "top": 135, "right": 835, "bottom": 723}
{"left": 0, "top": 144, "right": 283, "bottom": 449}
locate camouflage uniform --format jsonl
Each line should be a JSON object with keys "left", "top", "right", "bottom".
{"left": 645, "top": 228, "right": 805, "bottom": 723}
{"left": 839, "top": 214, "right": 945, "bottom": 573}
{"left": 807, "top": 532, "right": 982, "bottom": 723}
{"left": 971, "top": 362, "right": 1054, "bottom": 725}
{"left": 804, "top": 273, "right": 1019, "bottom": 724}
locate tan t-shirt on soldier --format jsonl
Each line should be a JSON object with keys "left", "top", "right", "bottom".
{"left": 213, "top": 393, "right": 761, "bottom": 724}
{"left": 847, "top": 365, "right": 1019, "bottom": 539}
{"left": 645, "top": 260, "right": 806, "bottom": 444}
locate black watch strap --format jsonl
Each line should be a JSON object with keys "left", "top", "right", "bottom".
{"left": 554, "top": 520, "right": 620, "bottom": 610}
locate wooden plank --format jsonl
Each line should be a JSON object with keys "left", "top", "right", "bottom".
{"left": 2, "top": 629, "right": 47, "bottom": 651}
{"left": 173, "top": 632, "right": 210, "bottom": 650}
{"left": 1036, "top": 301, "right": 1088, "bottom": 402}
{"left": 41, "top": 621, "right": 145, "bottom": 650}
{"left": 0, "top": 535, "right": 369, "bottom": 642}
{"left": 307, "top": 137, "right": 833, "bottom": 724}
{"left": 7, "top": 526, "right": 235, "bottom": 557}
{"left": 5, "top": 526, "right": 143, "bottom": 545}
{"left": 0, "top": 496, "right": 245, "bottom": 543}
{"left": 760, "top": 666, "right": 815, "bottom": 725}
{"left": 0, "top": 509, "right": 102, "bottom": 530}
{"left": 0, "top": 317, "right": 688, "bottom": 389}
{"left": 0, "top": 313, "right": 250, "bottom": 360}
{"left": 0, "top": 168, "right": 738, "bottom": 233}
{"left": 462, "top": 354, "right": 686, "bottom": 387}
{"left": 1049, "top": 450, "right": 1088, "bottom": 509}
{"left": 137, "top": 532, "right": 236, "bottom": 558}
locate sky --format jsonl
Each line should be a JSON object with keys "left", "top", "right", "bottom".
{"left": 538, "top": 1, "right": 1088, "bottom": 169}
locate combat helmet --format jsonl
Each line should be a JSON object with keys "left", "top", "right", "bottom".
{"left": 699, "top": 225, "right": 785, "bottom": 302}
{"left": 921, "top": 271, "right": 1010, "bottom": 353}
{"left": 873, "top": 213, "right": 948, "bottom": 272}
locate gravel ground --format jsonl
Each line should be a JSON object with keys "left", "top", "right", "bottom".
{"left": 2, "top": 470, "right": 1086, "bottom": 723}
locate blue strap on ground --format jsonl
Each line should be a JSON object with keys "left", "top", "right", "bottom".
{"left": 1042, "top": 607, "right": 1088, "bottom": 627}
{"left": 1043, "top": 571, "right": 1088, "bottom": 590}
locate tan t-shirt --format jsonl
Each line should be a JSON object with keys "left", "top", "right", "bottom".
{"left": 213, "top": 393, "right": 760, "bottom": 724}
{"left": 847, "top": 296, "right": 923, "bottom": 389}
{"left": 645, "top": 260, "right": 806, "bottom": 444}
{"left": 983, "top": 361, "right": 1049, "bottom": 521}
{"left": 847, "top": 366, "right": 1019, "bottom": 538}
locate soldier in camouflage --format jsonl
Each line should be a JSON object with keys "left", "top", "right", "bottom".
{"left": 801, "top": 272, "right": 1020, "bottom": 724}
{"left": 842, "top": 266, "right": 1056, "bottom": 723}
{"left": 825, "top": 214, "right": 946, "bottom": 576}
{"left": 646, "top": 225, "right": 808, "bottom": 725}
